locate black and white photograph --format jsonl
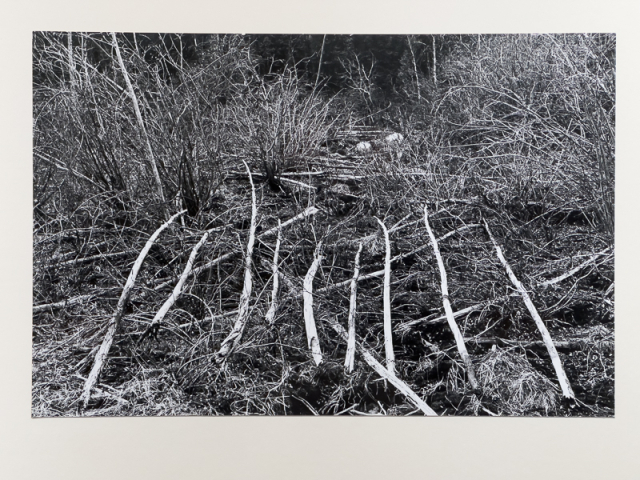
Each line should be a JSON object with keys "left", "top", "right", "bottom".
{"left": 32, "top": 32, "right": 615, "bottom": 417}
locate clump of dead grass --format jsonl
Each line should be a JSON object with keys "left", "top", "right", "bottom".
{"left": 447, "top": 347, "right": 559, "bottom": 416}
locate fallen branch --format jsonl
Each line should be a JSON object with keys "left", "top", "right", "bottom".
{"left": 79, "top": 210, "right": 185, "bottom": 409}
{"left": 280, "top": 177, "right": 315, "bottom": 191}
{"left": 424, "top": 206, "right": 478, "bottom": 390}
{"left": 464, "top": 336, "right": 614, "bottom": 350}
{"left": 324, "top": 315, "right": 437, "bottom": 416}
{"left": 56, "top": 250, "right": 136, "bottom": 268}
{"left": 265, "top": 220, "right": 282, "bottom": 325}
{"left": 345, "top": 243, "right": 363, "bottom": 372}
{"left": 215, "top": 162, "right": 257, "bottom": 364}
{"left": 154, "top": 206, "right": 319, "bottom": 291}
{"left": 376, "top": 218, "right": 395, "bottom": 374}
{"left": 303, "top": 243, "right": 324, "bottom": 365}
{"left": 484, "top": 220, "right": 575, "bottom": 399}
{"left": 538, "top": 247, "right": 613, "bottom": 287}
{"left": 33, "top": 294, "right": 95, "bottom": 313}
{"left": 397, "top": 299, "right": 508, "bottom": 333}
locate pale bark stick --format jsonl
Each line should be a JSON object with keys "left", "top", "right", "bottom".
{"left": 538, "top": 247, "right": 612, "bottom": 287}
{"left": 79, "top": 210, "right": 185, "bottom": 408}
{"left": 215, "top": 162, "right": 257, "bottom": 363}
{"left": 317, "top": 270, "right": 384, "bottom": 294}
{"left": 424, "top": 207, "right": 478, "bottom": 390}
{"left": 33, "top": 294, "right": 95, "bottom": 313}
{"left": 407, "top": 36, "right": 421, "bottom": 101}
{"left": 153, "top": 206, "right": 318, "bottom": 291}
{"left": 345, "top": 243, "right": 363, "bottom": 372}
{"left": 303, "top": 244, "right": 324, "bottom": 365}
{"left": 144, "top": 230, "right": 211, "bottom": 334}
{"left": 398, "top": 301, "right": 501, "bottom": 332}
{"left": 375, "top": 218, "right": 395, "bottom": 374}
{"left": 280, "top": 177, "right": 315, "bottom": 191}
{"left": 484, "top": 220, "right": 575, "bottom": 399}
{"left": 324, "top": 316, "right": 437, "bottom": 416}
{"left": 67, "top": 32, "right": 76, "bottom": 87}
{"left": 56, "top": 250, "right": 135, "bottom": 268}
{"left": 261, "top": 207, "right": 319, "bottom": 237}
{"left": 265, "top": 220, "right": 282, "bottom": 325}
{"left": 111, "top": 32, "right": 166, "bottom": 213}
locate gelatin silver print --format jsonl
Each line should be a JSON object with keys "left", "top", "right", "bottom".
{"left": 32, "top": 33, "right": 614, "bottom": 416}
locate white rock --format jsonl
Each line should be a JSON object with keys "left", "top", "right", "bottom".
{"left": 356, "top": 141, "right": 372, "bottom": 153}
{"left": 384, "top": 132, "right": 404, "bottom": 144}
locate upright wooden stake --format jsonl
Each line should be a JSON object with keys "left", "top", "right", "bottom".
{"left": 484, "top": 220, "right": 575, "bottom": 399}
{"left": 376, "top": 218, "right": 396, "bottom": 374}
{"left": 345, "top": 243, "right": 363, "bottom": 372}
{"left": 424, "top": 207, "right": 478, "bottom": 390}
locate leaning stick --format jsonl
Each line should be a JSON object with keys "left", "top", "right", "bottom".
{"left": 484, "top": 220, "right": 575, "bottom": 399}
{"left": 345, "top": 243, "right": 363, "bottom": 372}
{"left": 424, "top": 207, "right": 478, "bottom": 390}
{"left": 79, "top": 210, "right": 185, "bottom": 409}
{"left": 111, "top": 33, "right": 166, "bottom": 213}
{"left": 265, "top": 220, "right": 282, "bottom": 325}
{"left": 143, "top": 230, "right": 210, "bottom": 335}
{"left": 376, "top": 218, "right": 395, "bottom": 374}
{"left": 324, "top": 316, "right": 437, "bottom": 416}
{"left": 303, "top": 243, "right": 324, "bottom": 365}
{"left": 215, "top": 162, "right": 257, "bottom": 363}
{"left": 153, "top": 206, "right": 319, "bottom": 291}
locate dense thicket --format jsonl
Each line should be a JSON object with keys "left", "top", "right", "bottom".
{"left": 33, "top": 33, "right": 614, "bottom": 416}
